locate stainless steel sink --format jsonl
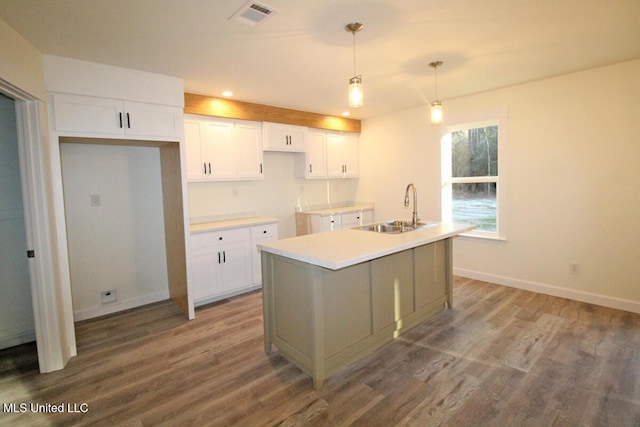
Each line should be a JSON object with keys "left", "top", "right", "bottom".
{"left": 354, "top": 220, "right": 438, "bottom": 234}
{"left": 357, "top": 223, "right": 403, "bottom": 233}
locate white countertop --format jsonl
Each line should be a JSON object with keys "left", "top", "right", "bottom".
{"left": 258, "top": 222, "right": 475, "bottom": 270}
{"left": 190, "top": 216, "right": 278, "bottom": 233}
{"left": 298, "top": 202, "right": 374, "bottom": 216}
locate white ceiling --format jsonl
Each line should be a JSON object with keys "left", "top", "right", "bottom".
{"left": 1, "top": 0, "right": 639, "bottom": 119}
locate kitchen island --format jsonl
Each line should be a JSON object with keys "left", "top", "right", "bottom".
{"left": 258, "top": 221, "right": 474, "bottom": 389}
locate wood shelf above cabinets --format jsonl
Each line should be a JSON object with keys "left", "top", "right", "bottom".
{"left": 183, "top": 93, "right": 361, "bottom": 133}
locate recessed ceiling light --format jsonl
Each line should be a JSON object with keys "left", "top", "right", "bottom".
{"left": 341, "top": 111, "right": 350, "bottom": 116}
{"left": 222, "top": 91, "right": 234, "bottom": 97}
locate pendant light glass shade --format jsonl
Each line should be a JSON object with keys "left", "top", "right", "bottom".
{"left": 346, "top": 22, "right": 364, "bottom": 108}
{"left": 430, "top": 100, "right": 443, "bottom": 124}
{"left": 429, "top": 61, "right": 443, "bottom": 125}
{"left": 349, "top": 75, "right": 363, "bottom": 108}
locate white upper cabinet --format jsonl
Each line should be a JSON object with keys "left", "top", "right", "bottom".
{"left": 124, "top": 101, "right": 182, "bottom": 137}
{"left": 295, "top": 129, "right": 359, "bottom": 179}
{"left": 202, "top": 120, "right": 236, "bottom": 180}
{"left": 263, "top": 122, "right": 307, "bottom": 152}
{"left": 326, "top": 132, "right": 359, "bottom": 178}
{"left": 184, "top": 115, "right": 263, "bottom": 182}
{"left": 235, "top": 121, "right": 264, "bottom": 179}
{"left": 294, "top": 130, "right": 327, "bottom": 179}
{"left": 51, "top": 93, "right": 182, "bottom": 138}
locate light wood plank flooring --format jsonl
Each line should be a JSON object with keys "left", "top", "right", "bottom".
{"left": 2, "top": 277, "right": 640, "bottom": 426}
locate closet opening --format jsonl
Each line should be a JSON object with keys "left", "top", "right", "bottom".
{"left": 59, "top": 137, "right": 189, "bottom": 323}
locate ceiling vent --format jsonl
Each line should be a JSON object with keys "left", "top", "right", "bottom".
{"left": 229, "top": 1, "right": 278, "bottom": 26}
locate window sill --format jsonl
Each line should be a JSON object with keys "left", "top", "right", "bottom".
{"left": 458, "top": 232, "right": 506, "bottom": 242}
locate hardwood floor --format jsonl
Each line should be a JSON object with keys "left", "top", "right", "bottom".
{"left": 2, "top": 277, "right": 640, "bottom": 426}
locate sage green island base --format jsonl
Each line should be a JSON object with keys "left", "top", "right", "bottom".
{"left": 261, "top": 238, "right": 452, "bottom": 390}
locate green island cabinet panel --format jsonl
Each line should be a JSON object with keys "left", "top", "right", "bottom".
{"left": 262, "top": 238, "right": 453, "bottom": 389}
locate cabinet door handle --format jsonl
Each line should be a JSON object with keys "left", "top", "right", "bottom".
{"left": 126, "top": 112, "right": 131, "bottom": 128}
{"left": 203, "top": 162, "right": 207, "bottom": 174}
{"left": 260, "top": 163, "right": 263, "bottom": 174}
{"left": 218, "top": 252, "right": 221, "bottom": 264}
{"left": 309, "top": 164, "right": 312, "bottom": 173}
{"left": 208, "top": 163, "right": 211, "bottom": 174}
{"left": 223, "top": 251, "right": 226, "bottom": 263}
{"left": 119, "top": 112, "right": 123, "bottom": 128}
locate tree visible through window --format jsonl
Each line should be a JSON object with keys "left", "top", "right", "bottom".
{"left": 442, "top": 113, "right": 506, "bottom": 239}
{"left": 452, "top": 126, "right": 498, "bottom": 232}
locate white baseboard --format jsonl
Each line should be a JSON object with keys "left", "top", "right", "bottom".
{"left": 0, "top": 329, "right": 36, "bottom": 350}
{"left": 194, "top": 284, "right": 262, "bottom": 307}
{"left": 454, "top": 268, "right": 640, "bottom": 314}
{"left": 73, "top": 290, "right": 170, "bottom": 321}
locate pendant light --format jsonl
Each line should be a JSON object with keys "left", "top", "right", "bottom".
{"left": 345, "top": 22, "right": 364, "bottom": 108}
{"left": 429, "top": 61, "right": 443, "bottom": 124}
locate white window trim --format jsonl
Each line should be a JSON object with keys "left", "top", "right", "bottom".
{"left": 441, "top": 108, "right": 508, "bottom": 240}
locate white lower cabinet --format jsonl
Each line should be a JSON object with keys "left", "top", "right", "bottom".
{"left": 190, "top": 220, "right": 278, "bottom": 306}
{"left": 302, "top": 208, "right": 374, "bottom": 234}
{"left": 340, "top": 210, "right": 373, "bottom": 228}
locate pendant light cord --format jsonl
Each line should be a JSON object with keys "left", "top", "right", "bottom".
{"left": 434, "top": 65, "right": 438, "bottom": 99}
{"left": 352, "top": 31, "right": 357, "bottom": 76}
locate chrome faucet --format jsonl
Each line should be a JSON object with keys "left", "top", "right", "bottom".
{"left": 404, "top": 183, "right": 419, "bottom": 226}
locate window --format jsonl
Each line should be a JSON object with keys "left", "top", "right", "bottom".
{"left": 441, "top": 110, "right": 507, "bottom": 239}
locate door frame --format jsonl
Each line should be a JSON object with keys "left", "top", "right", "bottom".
{"left": 1, "top": 78, "right": 75, "bottom": 372}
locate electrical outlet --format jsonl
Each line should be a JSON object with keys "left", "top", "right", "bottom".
{"left": 569, "top": 263, "right": 580, "bottom": 275}
{"left": 90, "top": 194, "right": 101, "bottom": 207}
{"left": 100, "top": 289, "right": 118, "bottom": 305}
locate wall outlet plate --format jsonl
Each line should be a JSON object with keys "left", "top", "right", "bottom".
{"left": 100, "top": 289, "right": 118, "bottom": 305}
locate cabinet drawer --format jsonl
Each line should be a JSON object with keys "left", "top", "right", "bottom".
{"left": 191, "top": 227, "right": 250, "bottom": 249}
{"left": 250, "top": 223, "right": 278, "bottom": 240}
{"left": 341, "top": 211, "right": 365, "bottom": 227}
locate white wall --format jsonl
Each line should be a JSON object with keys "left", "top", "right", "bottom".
{"left": 43, "top": 55, "right": 183, "bottom": 107}
{"left": 357, "top": 107, "right": 442, "bottom": 223}
{"left": 358, "top": 59, "right": 640, "bottom": 312}
{"left": 0, "top": 19, "right": 46, "bottom": 100}
{"left": 60, "top": 143, "right": 169, "bottom": 320}
{"left": 188, "top": 151, "right": 360, "bottom": 238}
